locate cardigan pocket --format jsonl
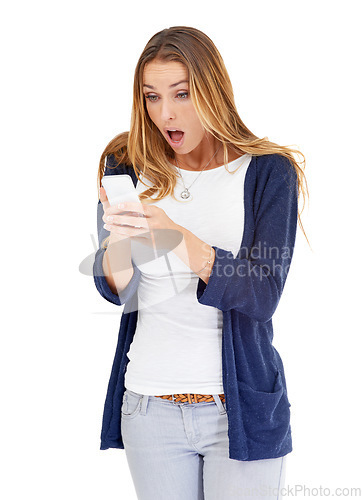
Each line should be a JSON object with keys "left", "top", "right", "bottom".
{"left": 237, "top": 370, "right": 291, "bottom": 447}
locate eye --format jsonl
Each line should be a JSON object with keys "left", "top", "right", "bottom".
{"left": 145, "top": 95, "right": 158, "bottom": 102}
{"left": 177, "top": 92, "right": 189, "bottom": 99}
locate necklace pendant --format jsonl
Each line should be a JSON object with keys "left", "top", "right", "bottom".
{"left": 181, "top": 188, "right": 191, "bottom": 200}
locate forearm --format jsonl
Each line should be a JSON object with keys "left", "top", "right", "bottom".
{"left": 172, "top": 225, "right": 215, "bottom": 284}
{"left": 102, "top": 234, "right": 134, "bottom": 294}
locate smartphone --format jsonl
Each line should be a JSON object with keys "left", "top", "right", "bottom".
{"left": 101, "top": 174, "right": 140, "bottom": 207}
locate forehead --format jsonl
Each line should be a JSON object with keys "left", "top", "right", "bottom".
{"left": 143, "top": 60, "right": 188, "bottom": 83}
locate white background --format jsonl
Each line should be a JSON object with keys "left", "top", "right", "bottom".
{"left": 1, "top": 0, "right": 361, "bottom": 498}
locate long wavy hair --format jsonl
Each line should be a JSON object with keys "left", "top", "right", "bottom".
{"left": 97, "top": 26, "right": 309, "bottom": 247}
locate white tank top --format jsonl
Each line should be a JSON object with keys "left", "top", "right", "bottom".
{"left": 124, "top": 154, "right": 252, "bottom": 395}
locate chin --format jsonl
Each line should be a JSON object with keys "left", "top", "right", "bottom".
{"left": 177, "top": 143, "right": 199, "bottom": 155}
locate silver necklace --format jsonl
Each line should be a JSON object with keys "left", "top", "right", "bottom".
{"left": 174, "top": 146, "right": 221, "bottom": 201}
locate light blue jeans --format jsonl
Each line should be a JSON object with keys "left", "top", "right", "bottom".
{"left": 121, "top": 389, "right": 287, "bottom": 500}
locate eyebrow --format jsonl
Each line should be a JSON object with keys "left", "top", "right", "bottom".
{"left": 143, "top": 80, "right": 189, "bottom": 90}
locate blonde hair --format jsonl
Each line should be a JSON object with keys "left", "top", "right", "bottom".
{"left": 97, "top": 26, "right": 309, "bottom": 248}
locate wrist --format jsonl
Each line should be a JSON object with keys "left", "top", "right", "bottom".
{"left": 196, "top": 245, "right": 215, "bottom": 274}
{"left": 175, "top": 225, "right": 215, "bottom": 275}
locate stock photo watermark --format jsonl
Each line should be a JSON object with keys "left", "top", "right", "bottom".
{"left": 225, "top": 484, "right": 361, "bottom": 498}
{"left": 80, "top": 231, "right": 295, "bottom": 313}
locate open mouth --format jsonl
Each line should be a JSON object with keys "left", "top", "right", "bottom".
{"left": 166, "top": 129, "right": 184, "bottom": 143}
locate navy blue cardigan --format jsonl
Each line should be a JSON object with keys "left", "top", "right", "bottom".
{"left": 93, "top": 153, "right": 298, "bottom": 461}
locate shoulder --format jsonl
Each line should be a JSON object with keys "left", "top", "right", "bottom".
{"left": 246, "top": 154, "right": 298, "bottom": 215}
{"left": 104, "top": 154, "right": 134, "bottom": 176}
{"left": 103, "top": 154, "right": 139, "bottom": 189}
{"left": 255, "top": 153, "right": 296, "bottom": 181}
{"left": 248, "top": 154, "right": 298, "bottom": 199}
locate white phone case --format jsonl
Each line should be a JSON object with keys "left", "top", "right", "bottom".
{"left": 101, "top": 174, "right": 140, "bottom": 206}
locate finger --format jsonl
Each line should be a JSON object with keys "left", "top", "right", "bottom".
{"left": 104, "top": 223, "right": 149, "bottom": 237}
{"left": 105, "top": 205, "right": 149, "bottom": 218}
{"left": 99, "top": 186, "right": 110, "bottom": 210}
{"left": 103, "top": 214, "right": 148, "bottom": 228}
{"left": 114, "top": 201, "right": 149, "bottom": 215}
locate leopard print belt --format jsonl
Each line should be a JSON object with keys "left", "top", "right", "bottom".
{"left": 155, "top": 393, "right": 225, "bottom": 404}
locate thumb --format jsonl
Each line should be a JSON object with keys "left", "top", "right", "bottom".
{"left": 99, "top": 186, "right": 109, "bottom": 207}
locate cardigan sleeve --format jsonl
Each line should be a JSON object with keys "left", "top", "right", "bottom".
{"left": 92, "top": 158, "right": 142, "bottom": 306}
{"left": 196, "top": 155, "right": 299, "bottom": 323}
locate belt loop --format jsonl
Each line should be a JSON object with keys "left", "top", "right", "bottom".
{"left": 171, "top": 394, "right": 178, "bottom": 405}
{"left": 140, "top": 395, "right": 149, "bottom": 415}
{"left": 213, "top": 394, "right": 226, "bottom": 414}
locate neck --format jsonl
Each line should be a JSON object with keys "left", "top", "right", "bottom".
{"left": 175, "top": 137, "right": 222, "bottom": 171}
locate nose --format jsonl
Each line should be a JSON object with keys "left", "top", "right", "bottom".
{"left": 160, "top": 98, "right": 176, "bottom": 121}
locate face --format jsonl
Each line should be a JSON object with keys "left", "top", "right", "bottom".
{"left": 142, "top": 60, "right": 207, "bottom": 155}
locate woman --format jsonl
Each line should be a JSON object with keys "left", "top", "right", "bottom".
{"left": 93, "top": 26, "right": 308, "bottom": 500}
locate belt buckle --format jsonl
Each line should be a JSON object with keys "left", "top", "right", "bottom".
{"left": 171, "top": 394, "right": 198, "bottom": 405}
{"left": 187, "top": 393, "right": 198, "bottom": 404}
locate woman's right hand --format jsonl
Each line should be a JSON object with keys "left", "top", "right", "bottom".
{"left": 99, "top": 187, "right": 153, "bottom": 246}
{"left": 99, "top": 186, "right": 182, "bottom": 259}
{"left": 100, "top": 186, "right": 132, "bottom": 241}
